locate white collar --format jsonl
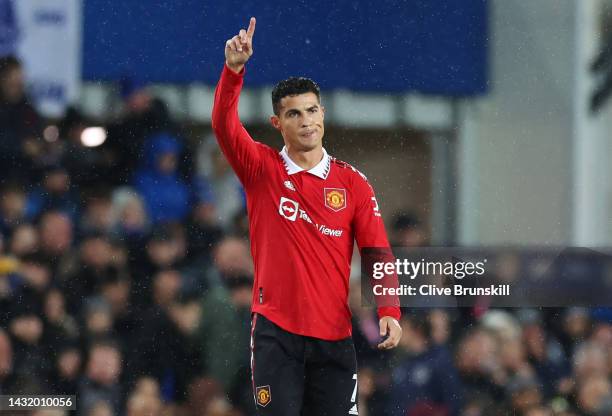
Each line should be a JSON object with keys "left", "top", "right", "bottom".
{"left": 280, "top": 146, "right": 331, "bottom": 179}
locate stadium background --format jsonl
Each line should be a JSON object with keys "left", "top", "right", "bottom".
{"left": 1, "top": 0, "right": 612, "bottom": 415}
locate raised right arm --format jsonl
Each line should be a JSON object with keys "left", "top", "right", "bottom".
{"left": 211, "top": 17, "right": 262, "bottom": 186}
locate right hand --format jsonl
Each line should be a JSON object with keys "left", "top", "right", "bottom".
{"left": 225, "top": 17, "right": 256, "bottom": 74}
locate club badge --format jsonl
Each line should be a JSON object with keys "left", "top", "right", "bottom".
{"left": 324, "top": 188, "right": 346, "bottom": 212}
{"left": 256, "top": 385, "right": 271, "bottom": 407}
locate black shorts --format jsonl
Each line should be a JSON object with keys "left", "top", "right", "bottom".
{"left": 250, "top": 313, "right": 359, "bottom": 416}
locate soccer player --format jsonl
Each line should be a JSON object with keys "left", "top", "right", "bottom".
{"left": 212, "top": 17, "right": 402, "bottom": 415}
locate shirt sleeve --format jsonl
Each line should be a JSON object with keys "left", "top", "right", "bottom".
{"left": 352, "top": 173, "right": 402, "bottom": 321}
{"left": 211, "top": 64, "right": 264, "bottom": 188}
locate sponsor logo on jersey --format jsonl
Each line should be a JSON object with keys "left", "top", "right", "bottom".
{"left": 324, "top": 188, "right": 346, "bottom": 212}
{"left": 279, "top": 197, "right": 343, "bottom": 237}
{"left": 299, "top": 209, "right": 313, "bottom": 224}
{"left": 256, "top": 385, "right": 271, "bottom": 407}
{"left": 279, "top": 197, "right": 299, "bottom": 221}
{"left": 284, "top": 180, "right": 295, "bottom": 191}
{"left": 318, "top": 225, "right": 343, "bottom": 237}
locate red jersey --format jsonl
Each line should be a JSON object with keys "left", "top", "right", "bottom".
{"left": 212, "top": 64, "right": 400, "bottom": 340}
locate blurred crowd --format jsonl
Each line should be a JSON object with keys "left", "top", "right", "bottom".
{"left": 0, "top": 55, "right": 611, "bottom": 416}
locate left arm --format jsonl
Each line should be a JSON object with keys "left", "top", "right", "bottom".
{"left": 352, "top": 173, "right": 402, "bottom": 349}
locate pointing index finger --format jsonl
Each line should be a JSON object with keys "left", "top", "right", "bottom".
{"left": 246, "top": 17, "right": 256, "bottom": 39}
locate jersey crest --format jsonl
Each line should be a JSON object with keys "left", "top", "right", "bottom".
{"left": 256, "top": 385, "right": 271, "bottom": 407}
{"left": 324, "top": 188, "right": 347, "bottom": 212}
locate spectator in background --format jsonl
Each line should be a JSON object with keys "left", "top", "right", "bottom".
{"left": 151, "top": 269, "right": 183, "bottom": 309}
{"left": 572, "top": 341, "right": 609, "bottom": 385}
{"left": 0, "top": 328, "right": 15, "bottom": 393}
{"left": 81, "top": 297, "right": 116, "bottom": 347}
{"left": 195, "top": 135, "right": 245, "bottom": 231}
{"left": 504, "top": 375, "right": 544, "bottom": 415}
{"left": 187, "top": 177, "right": 224, "bottom": 263}
{"left": 126, "top": 392, "right": 162, "bottom": 416}
{"left": 166, "top": 293, "right": 205, "bottom": 401}
{"left": 560, "top": 307, "right": 592, "bottom": 358}
{"left": 207, "top": 235, "right": 252, "bottom": 282}
{"left": 9, "top": 223, "right": 39, "bottom": 258}
{"left": 48, "top": 340, "right": 82, "bottom": 395}
{"left": 98, "top": 269, "right": 136, "bottom": 345}
{"left": 387, "top": 313, "right": 464, "bottom": 416}
{"left": 79, "top": 189, "right": 115, "bottom": 236}
{"left": 518, "top": 308, "right": 570, "bottom": 399}
{"left": 131, "top": 292, "right": 204, "bottom": 405}
{"left": 390, "top": 211, "right": 428, "bottom": 247}
{"left": 133, "top": 133, "right": 192, "bottom": 224}
{"left": 0, "top": 182, "right": 34, "bottom": 237}
{"left": 455, "top": 328, "right": 505, "bottom": 403}
{"left": 589, "top": 320, "right": 612, "bottom": 348}
{"left": 137, "top": 225, "right": 186, "bottom": 276}
{"left": 575, "top": 375, "right": 611, "bottom": 415}
{"left": 498, "top": 335, "right": 532, "bottom": 381}
{"left": 122, "top": 268, "right": 183, "bottom": 391}
{"left": 106, "top": 78, "right": 181, "bottom": 185}
{"left": 480, "top": 310, "right": 543, "bottom": 398}
{"left": 0, "top": 55, "right": 43, "bottom": 182}
{"left": 42, "top": 288, "right": 79, "bottom": 352}
{"left": 111, "top": 187, "right": 150, "bottom": 244}
{"left": 7, "top": 303, "right": 50, "bottom": 389}
{"left": 129, "top": 225, "right": 187, "bottom": 312}
{"left": 78, "top": 339, "right": 123, "bottom": 416}
{"left": 27, "top": 164, "right": 80, "bottom": 221}
{"left": 199, "top": 236, "right": 254, "bottom": 413}
{"left": 60, "top": 233, "right": 118, "bottom": 314}
{"left": 125, "top": 376, "right": 163, "bottom": 416}
{"left": 13, "top": 253, "right": 53, "bottom": 314}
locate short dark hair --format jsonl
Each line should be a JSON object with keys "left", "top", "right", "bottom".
{"left": 271, "top": 77, "right": 320, "bottom": 116}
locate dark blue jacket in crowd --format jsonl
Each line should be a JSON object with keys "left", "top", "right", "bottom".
{"left": 133, "top": 133, "right": 191, "bottom": 224}
{"left": 387, "top": 345, "right": 464, "bottom": 416}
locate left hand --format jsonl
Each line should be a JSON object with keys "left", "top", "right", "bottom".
{"left": 377, "top": 316, "right": 402, "bottom": 350}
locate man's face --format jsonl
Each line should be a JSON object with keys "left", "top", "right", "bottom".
{"left": 87, "top": 346, "right": 121, "bottom": 385}
{"left": 271, "top": 92, "right": 325, "bottom": 152}
{"left": 39, "top": 213, "right": 73, "bottom": 255}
